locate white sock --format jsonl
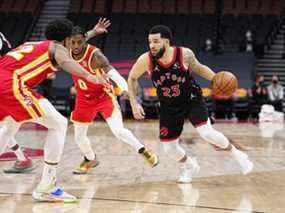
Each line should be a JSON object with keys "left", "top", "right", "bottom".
{"left": 85, "top": 151, "right": 96, "bottom": 161}
{"left": 40, "top": 163, "right": 57, "bottom": 186}
{"left": 14, "top": 148, "right": 27, "bottom": 161}
{"left": 181, "top": 156, "right": 194, "bottom": 169}
{"left": 231, "top": 145, "right": 244, "bottom": 157}
{"left": 74, "top": 123, "right": 95, "bottom": 161}
{"left": 106, "top": 114, "right": 145, "bottom": 152}
{"left": 8, "top": 139, "right": 27, "bottom": 161}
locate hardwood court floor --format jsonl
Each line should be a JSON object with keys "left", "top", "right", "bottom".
{"left": 0, "top": 120, "right": 284, "bottom": 213}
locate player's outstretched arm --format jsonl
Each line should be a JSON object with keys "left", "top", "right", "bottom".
{"left": 51, "top": 43, "right": 106, "bottom": 84}
{"left": 183, "top": 47, "right": 215, "bottom": 81}
{"left": 127, "top": 53, "right": 148, "bottom": 120}
{"left": 86, "top": 18, "right": 111, "bottom": 41}
{"left": 91, "top": 49, "right": 128, "bottom": 92}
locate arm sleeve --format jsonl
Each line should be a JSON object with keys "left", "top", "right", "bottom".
{"left": 107, "top": 68, "right": 128, "bottom": 92}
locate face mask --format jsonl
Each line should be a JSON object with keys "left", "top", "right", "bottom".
{"left": 273, "top": 80, "right": 278, "bottom": 84}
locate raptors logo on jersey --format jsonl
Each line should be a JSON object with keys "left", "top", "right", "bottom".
{"left": 148, "top": 47, "right": 199, "bottom": 104}
{"left": 0, "top": 40, "right": 57, "bottom": 122}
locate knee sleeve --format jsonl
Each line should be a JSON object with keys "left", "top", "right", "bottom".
{"left": 196, "top": 119, "right": 229, "bottom": 149}
{"left": 162, "top": 140, "right": 186, "bottom": 161}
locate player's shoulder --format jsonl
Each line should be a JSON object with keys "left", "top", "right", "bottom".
{"left": 137, "top": 52, "right": 149, "bottom": 61}
{"left": 135, "top": 52, "right": 150, "bottom": 65}
{"left": 180, "top": 46, "right": 194, "bottom": 56}
{"left": 88, "top": 43, "right": 99, "bottom": 51}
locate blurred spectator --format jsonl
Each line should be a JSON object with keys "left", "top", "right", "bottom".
{"left": 205, "top": 38, "right": 212, "bottom": 52}
{"left": 267, "top": 75, "right": 284, "bottom": 112}
{"left": 249, "top": 74, "right": 268, "bottom": 119}
{"left": 213, "top": 96, "right": 234, "bottom": 119}
{"left": 0, "top": 32, "right": 11, "bottom": 56}
{"left": 245, "top": 30, "right": 253, "bottom": 52}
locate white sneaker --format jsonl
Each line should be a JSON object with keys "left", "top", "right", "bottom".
{"left": 32, "top": 182, "right": 77, "bottom": 203}
{"left": 232, "top": 148, "right": 253, "bottom": 175}
{"left": 177, "top": 158, "right": 200, "bottom": 183}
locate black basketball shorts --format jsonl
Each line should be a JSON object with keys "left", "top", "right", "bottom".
{"left": 159, "top": 99, "right": 208, "bottom": 141}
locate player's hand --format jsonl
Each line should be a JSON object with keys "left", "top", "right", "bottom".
{"left": 92, "top": 18, "right": 111, "bottom": 36}
{"left": 131, "top": 102, "right": 145, "bottom": 120}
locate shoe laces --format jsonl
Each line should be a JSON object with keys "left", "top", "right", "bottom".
{"left": 142, "top": 150, "right": 152, "bottom": 159}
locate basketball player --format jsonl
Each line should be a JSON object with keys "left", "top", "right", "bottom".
{"left": 1, "top": 18, "right": 111, "bottom": 174}
{"left": 0, "top": 19, "right": 107, "bottom": 202}
{"left": 128, "top": 25, "right": 254, "bottom": 183}
{"left": 69, "top": 26, "right": 158, "bottom": 174}
{"left": 0, "top": 32, "right": 37, "bottom": 173}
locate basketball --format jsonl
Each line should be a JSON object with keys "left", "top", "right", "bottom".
{"left": 212, "top": 71, "right": 238, "bottom": 97}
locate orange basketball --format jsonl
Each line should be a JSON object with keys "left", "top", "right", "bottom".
{"left": 212, "top": 71, "right": 238, "bottom": 97}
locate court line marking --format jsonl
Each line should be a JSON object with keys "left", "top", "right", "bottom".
{"left": 0, "top": 192, "right": 266, "bottom": 213}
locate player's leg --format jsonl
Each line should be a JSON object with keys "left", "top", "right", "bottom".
{"left": 189, "top": 99, "right": 253, "bottom": 174}
{"left": 72, "top": 122, "right": 99, "bottom": 174}
{"left": 159, "top": 108, "right": 200, "bottom": 183}
{"left": 0, "top": 78, "right": 75, "bottom": 201}
{"left": 31, "top": 98, "right": 76, "bottom": 202}
{"left": 2, "top": 117, "right": 34, "bottom": 173}
{"left": 103, "top": 98, "right": 158, "bottom": 167}
{"left": 70, "top": 103, "right": 99, "bottom": 174}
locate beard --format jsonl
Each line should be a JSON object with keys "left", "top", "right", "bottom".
{"left": 152, "top": 46, "right": 166, "bottom": 60}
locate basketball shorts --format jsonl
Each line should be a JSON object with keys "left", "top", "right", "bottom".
{"left": 0, "top": 74, "right": 44, "bottom": 123}
{"left": 159, "top": 98, "right": 208, "bottom": 142}
{"left": 70, "top": 93, "right": 120, "bottom": 124}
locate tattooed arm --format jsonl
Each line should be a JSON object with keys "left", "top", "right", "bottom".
{"left": 50, "top": 42, "right": 104, "bottom": 84}
{"left": 182, "top": 47, "right": 215, "bottom": 81}
{"left": 90, "top": 49, "right": 128, "bottom": 92}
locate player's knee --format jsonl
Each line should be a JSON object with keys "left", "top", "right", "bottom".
{"left": 0, "top": 124, "right": 16, "bottom": 137}
{"left": 53, "top": 115, "right": 68, "bottom": 131}
{"left": 162, "top": 141, "right": 185, "bottom": 161}
{"left": 111, "top": 127, "right": 128, "bottom": 139}
{"left": 162, "top": 142, "right": 172, "bottom": 154}
{"left": 196, "top": 121, "right": 213, "bottom": 140}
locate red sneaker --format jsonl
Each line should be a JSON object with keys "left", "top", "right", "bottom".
{"left": 4, "top": 158, "right": 35, "bottom": 173}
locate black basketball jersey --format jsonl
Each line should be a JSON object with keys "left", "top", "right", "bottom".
{"left": 148, "top": 47, "right": 201, "bottom": 105}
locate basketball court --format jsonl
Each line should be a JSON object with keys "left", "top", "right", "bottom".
{"left": 0, "top": 120, "right": 284, "bottom": 213}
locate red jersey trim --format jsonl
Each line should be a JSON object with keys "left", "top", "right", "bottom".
{"left": 147, "top": 52, "right": 154, "bottom": 75}
{"left": 160, "top": 136, "right": 180, "bottom": 142}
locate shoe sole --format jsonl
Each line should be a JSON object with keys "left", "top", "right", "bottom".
{"left": 150, "top": 156, "right": 159, "bottom": 168}
{"left": 177, "top": 164, "right": 200, "bottom": 183}
{"left": 4, "top": 166, "right": 36, "bottom": 174}
{"left": 32, "top": 192, "right": 78, "bottom": 203}
{"left": 73, "top": 161, "right": 100, "bottom": 175}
